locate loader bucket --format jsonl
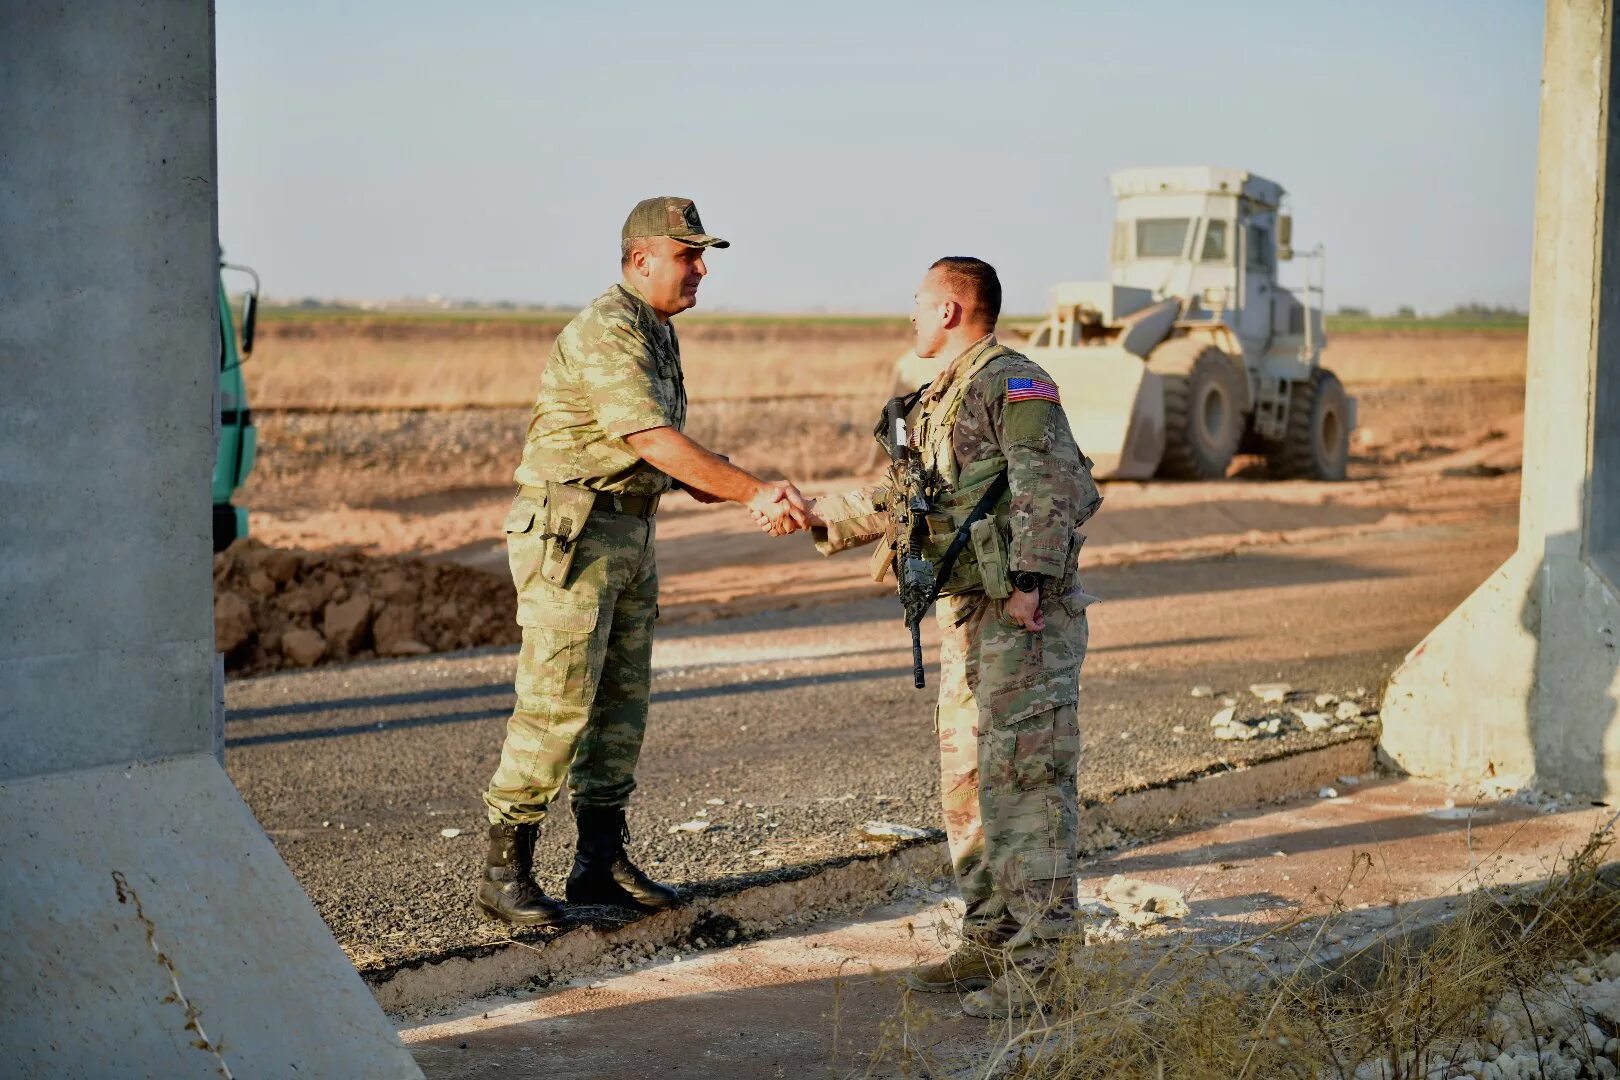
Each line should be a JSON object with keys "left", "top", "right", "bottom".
{"left": 1024, "top": 344, "right": 1166, "bottom": 480}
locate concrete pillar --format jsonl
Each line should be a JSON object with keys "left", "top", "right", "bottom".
{"left": 1380, "top": 0, "right": 1620, "bottom": 798}
{"left": 0, "top": 4, "right": 421, "bottom": 1074}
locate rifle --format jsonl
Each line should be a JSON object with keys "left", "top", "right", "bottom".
{"left": 877, "top": 391, "right": 1011, "bottom": 691}
{"left": 880, "top": 395, "right": 937, "bottom": 689}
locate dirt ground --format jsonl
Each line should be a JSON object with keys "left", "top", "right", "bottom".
{"left": 238, "top": 376, "right": 1525, "bottom": 637}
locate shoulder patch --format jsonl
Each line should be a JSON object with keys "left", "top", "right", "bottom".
{"left": 1006, "top": 377, "right": 1060, "bottom": 404}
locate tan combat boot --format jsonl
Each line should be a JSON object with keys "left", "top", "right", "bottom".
{"left": 905, "top": 939, "right": 1004, "bottom": 993}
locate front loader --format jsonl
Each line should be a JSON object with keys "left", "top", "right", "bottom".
{"left": 1023, "top": 166, "right": 1354, "bottom": 481}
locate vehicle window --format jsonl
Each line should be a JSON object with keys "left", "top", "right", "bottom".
{"left": 1200, "top": 220, "right": 1230, "bottom": 262}
{"left": 1247, "top": 225, "right": 1273, "bottom": 270}
{"left": 1135, "top": 218, "right": 1189, "bottom": 258}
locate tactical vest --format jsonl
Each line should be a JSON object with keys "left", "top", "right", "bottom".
{"left": 904, "top": 340, "right": 1020, "bottom": 597}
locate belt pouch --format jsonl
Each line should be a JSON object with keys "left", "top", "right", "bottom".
{"left": 539, "top": 481, "right": 596, "bottom": 587}
{"left": 969, "top": 517, "right": 1011, "bottom": 599}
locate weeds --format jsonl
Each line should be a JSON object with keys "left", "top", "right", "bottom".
{"left": 852, "top": 821, "right": 1620, "bottom": 1079}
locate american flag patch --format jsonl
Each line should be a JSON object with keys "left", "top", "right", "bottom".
{"left": 1006, "top": 377, "right": 1060, "bottom": 404}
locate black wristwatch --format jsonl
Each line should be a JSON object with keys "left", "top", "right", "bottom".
{"left": 1010, "top": 571, "right": 1043, "bottom": 594}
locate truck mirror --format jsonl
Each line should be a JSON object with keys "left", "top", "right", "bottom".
{"left": 241, "top": 293, "right": 257, "bottom": 358}
{"left": 1277, "top": 214, "right": 1294, "bottom": 261}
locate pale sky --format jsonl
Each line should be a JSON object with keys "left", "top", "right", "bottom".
{"left": 217, "top": 1, "right": 1544, "bottom": 315}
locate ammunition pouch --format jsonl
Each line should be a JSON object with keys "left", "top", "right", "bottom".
{"left": 510, "top": 482, "right": 597, "bottom": 589}
{"left": 970, "top": 518, "right": 1011, "bottom": 600}
{"left": 922, "top": 472, "right": 1012, "bottom": 597}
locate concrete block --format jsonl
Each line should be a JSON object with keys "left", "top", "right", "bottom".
{"left": 0, "top": 754, "right": 421, "bottom": 1077}
{"left": 1379, "top": 0, "right": 1620, "bottom": 799}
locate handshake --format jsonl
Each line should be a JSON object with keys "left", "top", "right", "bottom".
{"left": 746, "top": 481, "right": 822, "bottom": 538}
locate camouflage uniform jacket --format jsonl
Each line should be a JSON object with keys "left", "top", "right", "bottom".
{"left": 513, "top": 282, "right": 688, "bottom": 496}
{"left": 814, "top": 334, "right": 1102, "bottom": 589}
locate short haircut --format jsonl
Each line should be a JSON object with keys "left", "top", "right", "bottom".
{"left": 621, "top": 236, "right": 650, "bottom": 268}
{"left": 930, "top": 256, "right": 1001, "bottom": 325}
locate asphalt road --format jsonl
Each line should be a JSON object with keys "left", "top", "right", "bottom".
{"left": 224, "top": 514, "right": 1516, "bottom": 974}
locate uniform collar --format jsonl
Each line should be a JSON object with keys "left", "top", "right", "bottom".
{"left": 615, "top": 281, "right": 668, "bottom": 328}
{"left": 925, "top": 333, "right": 997, "bottom": 405}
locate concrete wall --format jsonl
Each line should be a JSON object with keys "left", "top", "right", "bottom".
{"left": 1380, "top": 0, "right": 1620, "bottom": 799}
{"left": 0, "top": 1, "right": 218, "bottom": 781}
{"left": 1591, "top": 23, "right": 1620, "bottom": 589}
{"left": 0, "top": 5, "right": 422, "bottom": 1073}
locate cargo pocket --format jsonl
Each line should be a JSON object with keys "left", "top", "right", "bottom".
{"left": 504, "top": 497, "right": 543, "bottom": 594}
{"left": 1058, "top": 586, "right": 1100, "bottom": 618}
{"left": 515, "top": 600, "right": 602, "bottom": 701}
{"left": 987, "top": 711, "right": 1060, "bottom": 791}
{"left": 979, "top": 607, "right": 1052, "bottom": 726}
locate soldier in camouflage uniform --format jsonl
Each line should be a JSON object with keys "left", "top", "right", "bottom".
{"left": 479, "top": 197, "right": 811, "bottom": 927}
{"left": 796, "top": 257, "right": 1101, "bottom": 1018}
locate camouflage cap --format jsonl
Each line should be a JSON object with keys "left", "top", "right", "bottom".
{"left": 621, "top": 196, "right": 730, "bottom": 249}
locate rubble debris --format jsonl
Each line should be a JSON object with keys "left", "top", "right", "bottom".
{"left": 439, "top": 828, "right": 463, "bottom": 839}
{"left": 669, "top": 820, "right": 713, "bottom": 835}
{"left": 213, "top": 539, "right": 519, "bottom": 675}
{"left": 281, "top": 627, "right": 327, "bottom": 667}
{"left": 1213, "top": 709, "right": 1289, "bottom": 741}
{"left": 1336, "top": 700, "right": 1364, "bottom": 721}
{"left": 1314, "top": 692, "right": 1338, "bottom": 708}
{"left": 1295, "top": 709, "right": 1332, "bottom": 733}
{"left": 1097, "top": 875, "right": 1190, "bottom": 928}
{"left": 1190, "top": 685, "right": 1215, "bottom": 698}
{"left": 214, "top": 591, "right": 254, "bottom": 654}
{"left": 1249, "top": 682, "right": 1293, "bottom": 703}
{"left": 322, "top": 593, "right": 372, "bottom": 657}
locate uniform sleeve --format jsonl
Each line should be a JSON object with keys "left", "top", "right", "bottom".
{"left": 985, "top": 362, "right": 1104, "bottom": 577}
{"left": 571, "top": 313, "right": 675, "bottom": 440}
{"left": 811, "top": 484, "right": 892, "bottom": 555}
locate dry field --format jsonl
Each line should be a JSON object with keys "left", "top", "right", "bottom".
{"left": 251, "top": 314, "right": 912, "bottom": 409}
{"left": 248, "top": 313, "right": 1526, "bottom": 411}
{"left": 229, "top": 316, "right": 1532, "bottom": 676}
{"left": 240, "top": 314, "right": 1528, "bottom": 500}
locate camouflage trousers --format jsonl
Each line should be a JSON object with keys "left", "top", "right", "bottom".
{"left": 935, "top": 587, "right": 1090, "bottom": 965}
{"left": 484, "top": 501, "right": 658, "bottom": 825}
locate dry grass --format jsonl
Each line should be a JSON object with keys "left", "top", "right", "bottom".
{"left": 245, "top": 317, "right": 1524, "bottom": 412}
{"left": 856, "top": 820, "right": 1620, "bottom": 1079}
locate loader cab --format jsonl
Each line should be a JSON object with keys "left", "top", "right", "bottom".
{"left": 1106, "top": 166, "right": 1287, "bottom": 363}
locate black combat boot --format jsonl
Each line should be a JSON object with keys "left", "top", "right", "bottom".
{"left": 475, "top": 821, "right": 567, "bottom": 927}
{"left": 565, "top": 805, "right": 682, "bottom": 911}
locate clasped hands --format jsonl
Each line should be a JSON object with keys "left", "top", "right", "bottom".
{"left": 747, "top": 481, "right": 821, "bottom": 537}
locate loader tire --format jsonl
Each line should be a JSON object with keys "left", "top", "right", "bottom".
{"left": 1268, "top": 368, "right": 1350, "bottom": 480}
{"left": 1155, "top": 346, "right": 1245, "bottom": 480}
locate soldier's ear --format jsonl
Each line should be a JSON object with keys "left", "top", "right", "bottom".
{"left": 941, "top": 299, "right": 964, "bottom": 329}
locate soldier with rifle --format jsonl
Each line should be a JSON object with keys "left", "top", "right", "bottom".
{"left": 762, "top": 257, "right": 1102, "bottom": 1018}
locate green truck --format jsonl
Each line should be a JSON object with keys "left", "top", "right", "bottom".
{"left": 214, "top": 258, "right": 260, "bottom": 552}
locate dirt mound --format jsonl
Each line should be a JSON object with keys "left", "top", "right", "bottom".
{"left": 213, "top": 539, "right": 518, "bottom": 676}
